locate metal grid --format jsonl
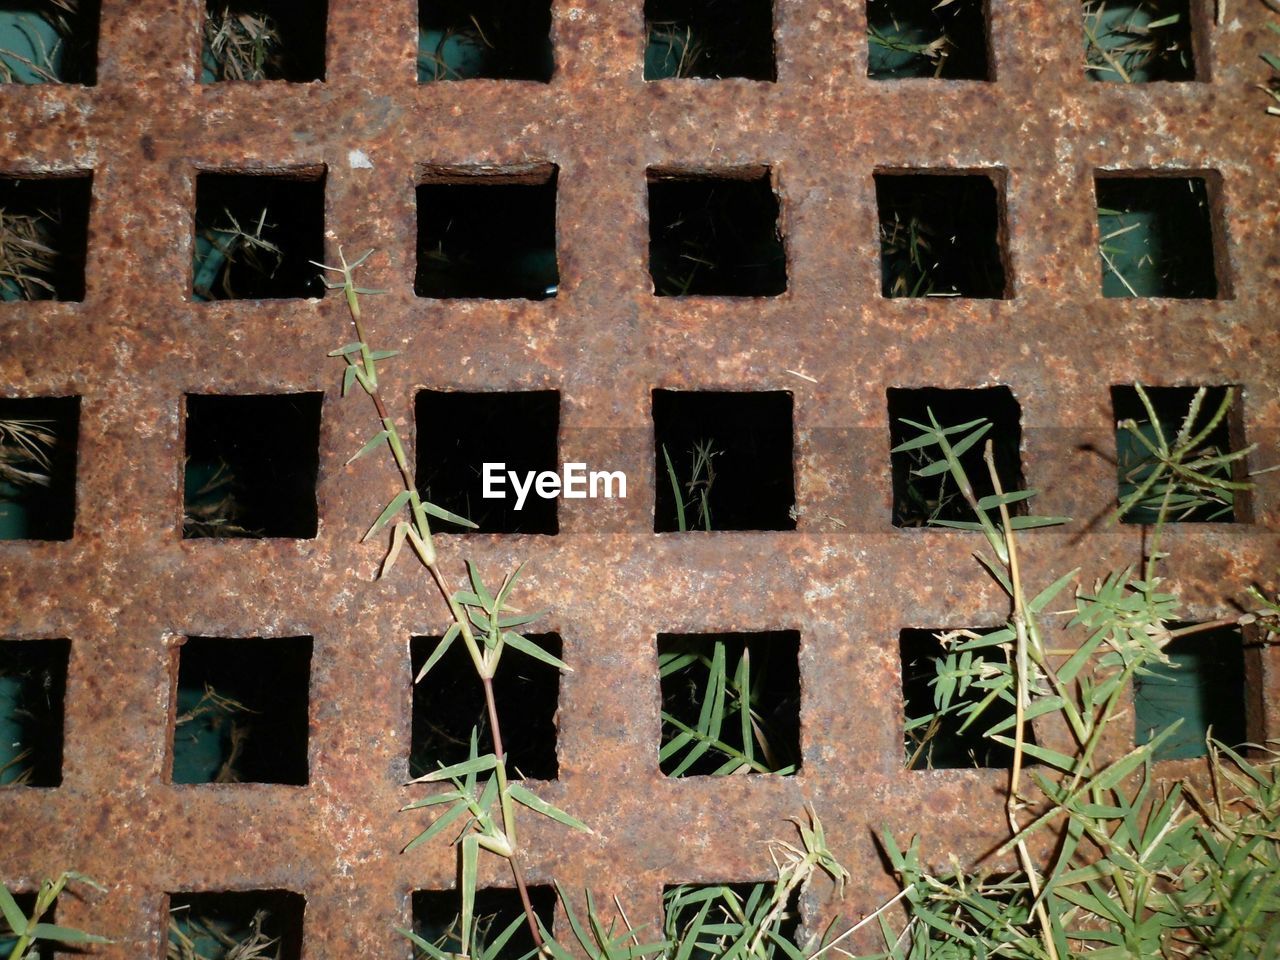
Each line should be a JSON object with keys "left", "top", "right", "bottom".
{"left": 2, "top": 0, "right": 1278, "bottom": 956}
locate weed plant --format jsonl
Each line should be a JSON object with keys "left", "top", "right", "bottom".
{"left": 866, "top": 0, "right": 989, "bottom": 80}
{"left": 1082, "top": 0, "right": 1194, "bottom": 83}
{"left": 0, "top": 873, "right": 109, "bottom": 959}
{"left": 0, "top": 0, "right": 97, "bottom": 84}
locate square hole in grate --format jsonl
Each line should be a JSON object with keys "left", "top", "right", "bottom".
{"left": 193, "top": 170, "right": 326, "bottom": 300}
{"left": 417, "top": 0, "right": 553, "bottom": 82}
{"left": 415, "top": 166, "right": 559, "bottom": 300}
{"left": 0, "top": 1, "right": 100, "bottom": 84}
{"left": 411, "top": 632, "right": 561, "bottom": 781}
{"left": 647, "top": 168, "right": 786, "bottom": 297}
{"left": 866, "top": 0, "right": 990, "bottom": 80}
{"left": 0, "top": 174, "right": 92, "bottom": 302}
{"left": 170, "top": 636, "right": 311, "bottom": 785}
{"left": 1095, "top": 173, "right": 1220, "bottom": 299}
{"left": 411, "top": 886, "right": 555, "bottom": 959}
{"left": 875, "top": 171, "right": 1008, "bottom": 298}
{"left": 662, "top": 883, "right": 799, "bottom": 950}
{"left": 1082, "top": 1, "right": 1196, "bottom": 83}
{"left": 200, "top": 0, "right": 328, "bottom": 82}
{"left": 1111, "top": 385, "right": 1244, "bottom": 524}
{"left": 644, "top": 0, "right": 776, "bottom": 81}
{"left": 0, "top": 638, "right": 69, "bottom": 788}
{"left": 1135, "top": 624, "right": 1247, "bottom": 762}
{"left": 658, "top": 632, "right": 800, "bottom": 776}
{"left": 167, "top": 890, "right": 305, "bottom": 960}
{"left": 183, "top": 392, "right": 323, "bottom": 540}
{"left": 0, "top": 396, "right": 80, "bottom": 542}
{"left": 887, "top": 386, "right": 1023, "bottom": 529}
{"left": 414, "top": 390, "right": 559, "bottom": 535}
{"left": 653, "top": 390, "right": 794, "bottom": 532}
{"left": 1, "top": 891, "right": 55, "bottom": 958}
{"left": 900, "top": 628, "right": 1030, "bottom": 770}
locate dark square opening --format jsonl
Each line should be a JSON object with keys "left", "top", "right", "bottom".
{"left": 411, "top": 887, "right": 554, "bottom": 960}
{"left": 866, "top": 0, "right": 990, "bottom": 80}
{"left": 417, "top": 0, "right": 553, "bottom": 82}
{"left": 900, "top": 628, "right": 1029, "bottom": 770}
{"left": 1111, "top": 385, "right": 1243, "bottom": 524}
{"left": 644, "top": 0, "right": 775, "bottom": 81}
{"left": 1083, "top": 0, "right": 1196, "bottom": 83}
{"left": 0, "top": 396, "right": 80, "bottom": 542}
{"left": 888, "top": 386, "right": 1023, "bottom": 529}
{"left": 183, "top": 392, "right": 322, "bottom": 539}
{"left": 415, "top": 167, "right": 559, "bottom": 300}
{"left": 658, "top": 631, "right": 800, "bottom": 777}
{"left": 0, "top": 0, "right": 100, "bottom": 84}
{"left": 167, "top": 890, "right": 305, "bottom": 960}
{"left": 170, "top": 635, "right": 311, "bottom": 785}
{"left": 200, "top": 0, "right": 328, "bottom": 82}
{"left": 193, "top": 170, "right": 326, "bottom": 301}
{"left": 410, "top": 633, "right": 560, "bottom": 781}
{"left": 662, "top": 883, "right": 799, "bottom": 955}
{"left": 653, "top": 390, "right": 794, "bottom": 533}
{"left": 875, "top": 171, "right": 1007, "bottom": 298}
{"left": 1135, "top": 625, "right": 1247, "bottom": 761}
{"left": 414, "top": 390, "right": 559, "bottom": 535}
{"left": 0, "top": 174, "right": 92, "bottom": 302}
{"left": 1095, "top": 174, "right": 1220, "bottom": 299}
{"left": 1, "top": 891, "right": 55, "bottom": 959}
{"left": 647, "top": 169, "right": 786, "bottom": 297}
{"left": 0, "top": 638, "right": 68, "bottom": 788}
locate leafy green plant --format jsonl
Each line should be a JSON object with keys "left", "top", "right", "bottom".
{"left": 1, "top": 872, "right": 109, "bottom": 960}
{"left": 853, "top": 390, "right": 1278, "bottom": 959}
{"left": 662, "top": 439, "right": 719, "bottom": 532}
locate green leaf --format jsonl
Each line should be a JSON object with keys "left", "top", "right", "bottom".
{"left": 414, "top": 622, "right": 462, "bottom": 682}
{"left": 327, "top": 341, "right": 364, "bottom": 357}
{"left": 461, "top": 835, "right": 478, "bottom": 956}
{"left": 367, "top": 349, "right": 400, "bottom": 361}
{"left": 364, "top": 489, "right": 412, "bottom": 541}
{"left": 503, "top": 631, "right": 569, "bottom": 671}
{"left": 947, "top": 421, "right": 993, "bottom": 460}
{"left": 402, "top": 797, "right": 470, "bottom": 852}
{"left": 497, "top": 611, "right": 545, "bottom": 629}
{"left": 494, "top": 562, "right": 527, "bottom": 610}
{"left": 413, "top": 751, "right": 499, "bottom": 783}
{"left": 910, "top": 456, "right": 954, "bottom": 479}
{"left": 468, "top": 561, "right": 496, "bottom": 610}
{"left": 975, "top": 489, "right": 1037, "bottom": 511}
{"left": 1006, "top": 514, "right": 1071, "bottom": 530}
{"left": 380, "top": 521, "right": 409, "bottom": 578}
{"left": 989, "top": 736, "right": 1076, "bottom": 771}
{"left": 397, "top": 926, "right": 453, "bottom": 960}
{"left": 346, "top": 429, "right": 389, "bottom": 465}
{"left": 0, "top": 884, "right": 27, "bottom": 936}
{"left": 1028, "top": 568, "right": 1079, "bottom": 614}
{"left": 507, "top": 782, "right": 592, "bottom": 832}
{"left": 342, "top": 363, "right": 359, "bottom": 397}
{"left": 29, "top": 922, "right": 111, "bottom": 945}
{"left": 662, "top": 444, "right": 687, "bottom": 532}
{"left": 422, "top": 499, "right": 478, "bottom": 529}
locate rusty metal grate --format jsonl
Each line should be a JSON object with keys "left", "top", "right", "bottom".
{"left": 1, "top": 0, "right": 1278, "bottom": 957}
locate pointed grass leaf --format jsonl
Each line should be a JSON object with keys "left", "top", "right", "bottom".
{"left": 342, "top": 363, "right": 359, "bottom": 397}
{"left": 414, "top": 622, "right": 462, "bottom": 682}
{"left": 402, "top": 798, "right": 470, "bottom": 852}
{"left": 328, "top": 341, "right": 364, "bottom": 357}
{"left": 397, "top": 926, "right": 454, "bottom": 960}
{"left": 367, "top": 349, "right": 399, "bottom": 362}
{"left": 663, "top": 444, "right": 687, "bottom": 532}
{"left": 1006, "top": 514, "right": 1071, "bottom": 530}
{"left": 29, "top": 922, "right": 111, "bottom": 945}
{"left": 460, "top": 834, "right": 478, "bottom": 957}
{"left": 503, "top": 631, "right": 570, "bottom": 671}
{"left": 380, "top": 521, "right": 409, "bottom": 578}
{"left": 364, "top": 489, "right": 412, "bottom": 541}
{"left": 346, "top": 429, "right": 389, "bottom": 465}
{"left": 494, "top": 561, "right": 527, "bottom": 610}
{"left": 422, "top": 499, "right": 479, "bottom": 529}
{"left": 0, "top": 884, "right": 27, "bottom": 936}
{"left": 989, "top": 736, "right": 1076, "bottom": 771}
{"left": 506, "top": 782, "right": 592, "bottom": 832}
{"left": 415, "top": 751, "right": 499, "bottom": 783}
{"left": 468, "top": 561, "right": 496, "bottom": 610}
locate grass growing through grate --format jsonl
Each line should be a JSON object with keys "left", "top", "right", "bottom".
{"left": 408, "top": 887, "right": 554, "bottom": 960}
{"left": 0, "top": 395, "right": 80, "bottom": 541}
{"left": 900, "top": 628, "right": 1029, "bottom": 770}
{"left": 417, "top": 0, "right": 553, "bottom": 82}
{"left": 1111, "top": 384, "right": 1247, "bottom": 524}
{"left": 662, "top": 883, "right": 799, "bottom": 959}
{"left": 411, "top": 633, "right": 561, "bottom": 781}
{"left": 1082, "top": 0, "right": 1195, "bottom": 83}
{"left": 414, "top": 390, "right": 559, "bottom": 535}
{"left": 192, "top": 171, "right": 325, "bottom": 300}
{"left": 416, "top": 169, "right": 559, "bottom": 300}
{"left": 866, "top": 0, "right": 989, "bottom": 80}
{"left": 183, "top": 393, "right": 323, "bottom": 539}
{"left": 1134, "top": 624, "right": 1247, "bottom": 762}
{"left": 0, "top": 0, "right": 100, "bottom": 84}
{"left": 888, "top": 387, "right": 1023, "bottom": 528}
{"left": 1095, "top": 173, "right": 1219, "bottom": 298}
{"left": 170, "top": 636, "right": 311, "bottom": 785}
{"left": 0, "top": 638, "right": 68, "bottom": 788}
{"left": 647, "top": 169, "right": 786, "bottom": 297}
{"left": 200, "top": 0, "right": 327, "bottom": 82}
{"left": 658, "top": 632, "right": 800, "bottom": 777}
{"left": 653, "top": 390, "right": 795, "bottom": 532}
{"left": 167, "top": 890, "right": 304, "bottom": 960}
{"left": 0, "top": 174, "right": 92, "bottom": 302}
{"left": 644, "top": 0, "right": 775, "bottom": 80}
{"left": 875, "top": 171, "right": 1007, "bottom": 298}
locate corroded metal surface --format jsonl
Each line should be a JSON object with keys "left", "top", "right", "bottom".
{"left": 1, "top": 0, "right": 1278, "bottom": 957}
